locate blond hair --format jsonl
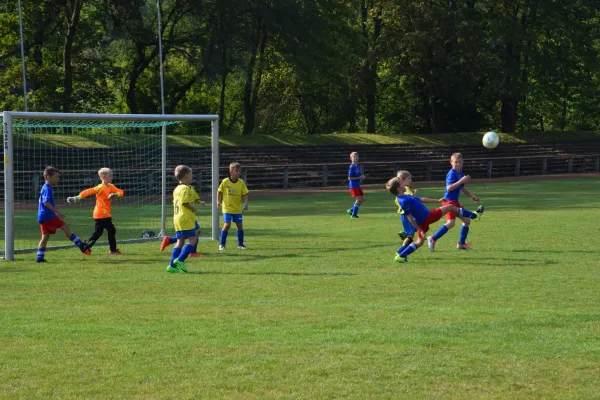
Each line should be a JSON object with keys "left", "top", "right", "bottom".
{"left": 386, "top": 177, "right": 402, "bottom": 195}
{"left": 350, "top": 152, "right": 358, "bottom": 159}
{"left": 174, "top": 165, "right": 192, "bottom": 181}
{"left": 451, "top": 153, "right": 463, "bottom": 162}
{"left": 397, "top": 170, "right": 411, "bottom": 180}
{"left": 229, "top": 162, "right": 241, "bottom": 172}
{"left": 98, "top": 167, "right": 113, "bottom": 178}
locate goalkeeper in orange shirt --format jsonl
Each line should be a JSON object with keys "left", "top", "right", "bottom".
{"left": 67, "top": 167, "right": 124, "bottom": 255}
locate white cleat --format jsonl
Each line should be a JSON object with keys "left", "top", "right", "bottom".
{"left": 219, "top": 245, "right": 225, "bottom": 251}
{"left": 427, "top": 236, "right": 436, "bottom": 252}
{"left": 238, "top": 245, "right": 247, "bottom": 250}
{"left": 457, "top": 243, "right": 474, "bottom": 251}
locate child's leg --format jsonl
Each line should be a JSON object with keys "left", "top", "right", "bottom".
{"left": 36, "top": 234, "right": 51, "bottom": 262}
{"left": 397, "top": 235, "right": 413, "bottom": 255}
{"left": 220, "top": 222, "right": 231, "bottom": 246}
{"left": 85, "top": 219, "right": 106, "bottom": 250}
{"left": 106, "top": 219, "right": 117, "bottom": 252}
{"left": 170, "top": 238, "right": 185, "bottom": 266}
{"left": 59, "top": 223, "right": 86, "bottom": 250}
{"left": 458, "top": 216, "right": 471, "bottom": 245}
{"left": 235, "top": 222, "right": 244, "bottom": 247}
{"left": 177, "top": 236, "right": 198, "bottom": 263}
{"left": 351, "top": 195, "right": 365, "bottom": 217}
{"left": 399, "top": 235, "right": 425, "bottom": 258}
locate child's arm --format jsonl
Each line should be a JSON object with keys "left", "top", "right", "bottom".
{"left": 406, "top": 214, "right": 425, "bottom": 238}
{"left": 242, "top": 194, "right": 248, "bottom": 211}
{"left": 108, "top": 185, "right": 124, "bottom": 200}
{"left": 446, "top": 175, "right": 471, "bottom": 192}
{"left": 196, "top": 199, "right": 206, "bottom": 206}
{"left": 44, "top": 202, "right": 64, "bottom": 219}
{"left": 67, "top": 187, "right": 95, "bottom": 203}
{"left": 182, "top": 203, "right": 197, "bottom": 213}
{"left": 461, "top": 187, "right": 479, "bottom": 202}
{"left": 419, "top": 197, "right": 443, "bottom": 204}
{"left": 217, "top": 192, "right": 223, "bottom": 209}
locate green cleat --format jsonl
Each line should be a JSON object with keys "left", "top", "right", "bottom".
{"left": 474, "top": 204, "right": 484, "bottom": 221}
{"left": 394, "top": 253, "right": 408, "bottom": 264}
{"left": 346, "top": 209, "right": 353, "bottom": 216}
{"left": 398, "top": 230, "right": 407, "bottom": 240}
{"left": 167, "top": 265, "right": 179, "bottom": 273}
{"left": 174, "top": 259, "right": 189, "bottom": 273}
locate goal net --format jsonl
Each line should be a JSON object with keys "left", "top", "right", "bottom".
{"left": 1, "top": 112, "right": 220, "bottom": 261}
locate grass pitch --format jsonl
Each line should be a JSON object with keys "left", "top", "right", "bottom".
{"left": 1, "top": 179, "right": 599, "bottom": 399}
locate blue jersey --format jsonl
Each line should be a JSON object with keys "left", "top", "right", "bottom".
{"left": 396, "top": 195, "right": 430, "bottom": 225}
{"left": 38, "top": 183, "right": 57, "bottom": 223}
{"left": 444, "top": 168, "right": 464, "bottom": 201}
{"left": 348, "top": 164, "right": 361, "bottom": 189}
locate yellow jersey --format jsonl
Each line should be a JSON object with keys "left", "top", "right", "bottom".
{"left": 173, "top": 184, "right": 196, "bottom": 231}
{"left": 218, "top": 177, "right": 249, "bottom": 214}
{"left": 395, "top": 185, "right": 416, "bottom": 214}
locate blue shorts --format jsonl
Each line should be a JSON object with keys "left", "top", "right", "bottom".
{"left": 195, "top": 221, "right": 200, "bottom": 231}
{"left": 176, "top": 228, "right": 197, "bottom": 239}
{"left": 223, "top": 213, "right": 243, "bottom": 224}
{"left": 400, "top": 214, "right": 416, "bottom": 236}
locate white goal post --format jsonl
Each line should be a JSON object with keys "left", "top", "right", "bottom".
{"left": 2, "top": 112, "right": 220, "bottom": 261}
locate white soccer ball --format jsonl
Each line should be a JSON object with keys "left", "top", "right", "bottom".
{"left": 482, "top": 131, "right": 499, "bottom": 149}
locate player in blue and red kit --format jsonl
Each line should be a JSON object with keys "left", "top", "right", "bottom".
{"left": 386, "top": 177, "right": 483, "bottom": 264}
{"left": 428, "top": 153, "right": 484, "bottom": 251}
{"left": 347, "top": 152, "right": 365, "bottom": 218}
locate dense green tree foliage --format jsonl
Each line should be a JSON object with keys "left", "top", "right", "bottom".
{"left": 1, "top": 0, "right": 599, "bottom": 133}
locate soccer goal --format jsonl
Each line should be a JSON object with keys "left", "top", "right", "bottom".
{"left": 1, "top": 112, "right": 220, "bottom": 261}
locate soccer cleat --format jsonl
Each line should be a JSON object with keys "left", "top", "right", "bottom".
{"left": 346, "top": 209, "right": 353, "bottom": 215}
{"left": 350, "top": 215, "right": 360, "bottom": 219}
{"left": 36, "top": 258, "right": 48, "bottom": 263}
{"left": 108, "top": 250, "right": 124, "bottom": 255}
{"left": 219, "top": 245, "right": 225, "bottom": 251}
{"left": 173, "top": 259, "right": 189, "bottom": 273}
{"left": 189, "top": 252, "right": 203, "bottom": 257}
{"left": 80, "top": 248, "right": 92, "bottom": 256}
{"left": 457, "top": 242, "right": 474, "bottom": 251}
{"left": 394, "top": 253, "right": 408, "bottom": 264}
{"left": 238, "top": 245, "right": 247, "bottom": 250}
{"left": 398, "top": 231, "right": 407, "bottom": 240}
{"left": 166, "top": 265, "right": 179, "bottom": 273}
{"left": 427, "top": 236, "right": 436, "bottom": 252}
{"left": 159, "top": 236, "right": 171, "bottom": 252}
{"left": 474, "top": 205, "right": 484, "bottom": 221}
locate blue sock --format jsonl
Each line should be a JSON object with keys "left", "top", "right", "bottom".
{"left": 69, "top": 233, "right": 84, "bottom": 249}
{"left": 237, "top": 230, "right": 244, "bottom": 246}
{"left": 170, "top": 247, "right": 182, "bottom": 266}
{"left": 178, "top": 244, "right": 193, "bottom": 262}
{"left": 459, "top": 226, "right": 469, "bottom": 245}
{"left": 220, "top": 230, "right": 229, "bottom": 246}
{"left": 36, "top": 248, "right": 46, "bottom": 261}
{"left": 459, "top": 208, "right": 477, "bottom": 219}
{"left": 400, "top": 243, "right": 417, "bottom": 258}
{"left": 397, "top": 245, "right": 407, "bottom": 254}
{"left": 169, "top": 237, "right": 177, "bottom": 244}
{"left": 352, "top": 202, "right": 361, "bottom": 217}
{"left": 432, "top": 225, "right": 449, "bottom": 241}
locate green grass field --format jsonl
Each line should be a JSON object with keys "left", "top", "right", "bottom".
{"left": 1, "top": 179, "right": 599, "bottom": 399}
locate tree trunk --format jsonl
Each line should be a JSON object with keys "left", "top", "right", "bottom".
{"left": 242, "top": 22, "right": 267, "bottom": 136}
{"left": 501, "top": 96, "right": 518, "bottom": 133}
{"left": 219, "top": 46, "right": 228, "bottom": 134}
{"left": 127, "top": 45, "right": 158, "bottom": 114}
{"left": 62, "top": 0, "right": 84, "bottom": 113}
{"left": 361, "top": 1, "right": 382, "bottom": 133}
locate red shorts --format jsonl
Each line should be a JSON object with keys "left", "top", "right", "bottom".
{"left": 40, "top": 216, "right": 65, "bottom": 235}
{"left": 442, "top": 200, "right": 461, "bottom": 220}
{"left": 417, "top": 208, "right": 443, "bottom": 238}
{"left": 349, "top": 188, "right": 364, "bottom": 197}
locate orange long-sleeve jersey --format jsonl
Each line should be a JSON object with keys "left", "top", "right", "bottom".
{"left": 78, "top": 183, "right": 124, "bottom": 219}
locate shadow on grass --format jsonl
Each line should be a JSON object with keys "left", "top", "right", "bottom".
{"left": 187, "top": 270, "right": 355, "bottom": 277}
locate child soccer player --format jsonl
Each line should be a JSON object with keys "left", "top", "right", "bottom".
{"left": 395, "top": 171, "right": 444, "bottom": 256}
{"left": 67, "top": 168, "right": 124, "bottom": 255}
{"left": 36, "top": 166, "right": 90, "bottom": 262}
{"left": 347, "top": 152, "right": 366, "bottom": 218}
{"left": 217, "top": 162, "right": 249, "bottom": 250}
{"left": 428, "top": 153, "right": 484, "bottom": 252}
{"left": 159, "top": 184, "right": 205, "bottom": 257}
{"left": 386, "top": 176, "right": 482, "bottom": 264}
{"left": 166, "top": 165, "right": 198, "bottom": 273}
